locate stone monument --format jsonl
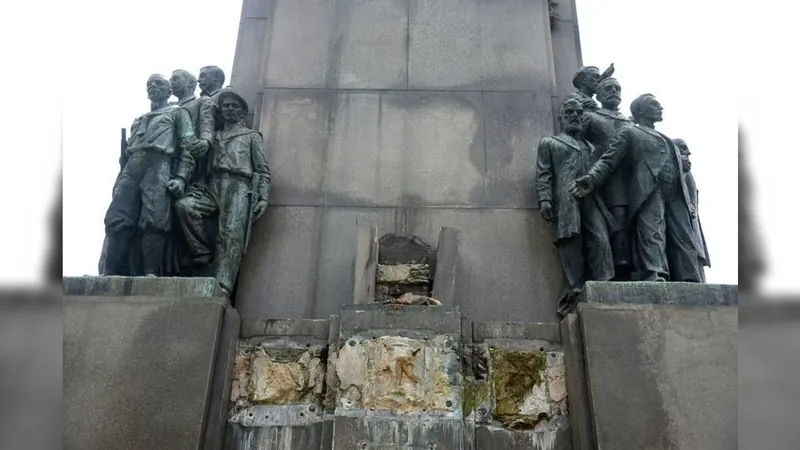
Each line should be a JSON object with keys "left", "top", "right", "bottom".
{"left": 64, "top": 1, "right": 737, "bottom": 449}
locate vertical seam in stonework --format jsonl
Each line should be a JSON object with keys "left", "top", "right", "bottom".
{"left": 481, "top": 90, "right": 488, "bottom": 180}
{"left": 405, "top": 0, "right": 410, "bottom": 89}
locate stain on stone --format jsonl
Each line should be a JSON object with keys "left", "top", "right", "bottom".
{"left": 489, "top": 346, "right": 547, "bottom": 429}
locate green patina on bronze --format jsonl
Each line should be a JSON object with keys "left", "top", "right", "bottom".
{"left": 489, "top": 346, "right": 547, "bottom": 429}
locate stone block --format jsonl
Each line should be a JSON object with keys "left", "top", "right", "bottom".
{"left": 559, "top": 313, "right": 595, "bottom": 450}
{"left": 323, "top": 90, "right": 485, "bottom": 208}
{"left": 332, "top": 0, "right": 408, "bottom": 89}
{"left": 64, "top": 290, "right": 224, "bottom": 450}
{"left": 258, "top": 89, "right": 331, "bottom": 205}
{"left": 240, "top": 0, "right": 272, "bottom": 19}
{"left": 580, "top": 305, "right": 738, "bottom": 449}
{"left": 236, "top": 206, "right": 321, "bottom": 318}
{"left": 408, "top": 0, "right": 555, "bottom": 91}
{"left": 236, "top": 207, "right": 565, "bottom": 323}
{"left": 475, "top": 419, "right": 573, "bottom": 450}
{"left": 582, "top": 281, "right": 739, "bottom": 306}
{"left": 63, "top": 275, "right": 224, "bottom": 298}
{"left": 484, "top": 90, "right": 555, "bottom": 208}
{"left": 264, "top": 0, "right": 335, "bottom": 88}
{"left": 473, "top": 321, "right": 561, "bottom": 344}
{"left": 230, "top": 18, "right": 270, "bottom": 115}
{"left": 225, "top": 419, "right": 333, "bottom": 450}
{"left": 339, "top": 305, "right": 462, "bottom": 339}
{"left": 488, "top": 347, "right": 567, "bottom": 430}
{"left": 335, "top": 335, "right": 462, "bottom": 416}
{"left": 332, "top": 416, "right": 470, "bottom": 449}
{"left": 432, "top": 227, "right": 461, "bottom": 305}
{"left": 204, "top": 307, "right": 242, "bottom": 450}
{"left": 377, "top": 263, "right": 430, "bottom": 284}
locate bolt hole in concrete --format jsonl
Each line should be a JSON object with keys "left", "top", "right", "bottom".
{"left": 305, "top": 343, "right": 311, "bottom": 348}
{"left": 300, "top": 413, "right": 304, "bottom": 417}
{"left": 309, "top": 405, "right": 316, "bottom": 412}
{"left": 248, "top": 413, "right": 254, "bottom": 418}
{"left": 349, "top": 340, "right": 356, "bottom": 347}
{"left": 539, "top": 347, "right": 545, "bottom": 352}
{"left": 550, "top": 352, "right": 556, "bottom": 357}
{"left": 446, "top": 400, "right": 453, "bottom": 407}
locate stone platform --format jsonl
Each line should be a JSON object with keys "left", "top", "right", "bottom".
{"left": 63, "top": 276, "right": 241, "bottom": 450}
{"left": 562, "top": 282, "right": 738, "bottom": 450}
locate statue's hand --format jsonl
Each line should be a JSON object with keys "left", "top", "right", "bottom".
{"left": 190, "top": 139, "right": 210, "bottom": 156}
{"left": 689, "top": 205, "right": 697, "bottom": 219}
{"left": 540, "top": 201, "right": 555, "bottom": 222}
{"left": 167, "top": 178, "right": 186, "bottom": 197}
{"left": 252, "top": 200, "right": 268, "bottom": 221}
{"left": 569, "top": 175, "right": 594, "bottom": 198}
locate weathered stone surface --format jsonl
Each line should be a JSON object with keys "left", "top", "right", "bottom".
{"left": 475, "top": 417, "right": 573, "bottom": 450}
{"left": 377, "top": 263, "right": 431, "bottom": 284}
{"left": 332, "top": 416, "right": 470, "bottom": 449}
{"left": 408, "top": 0, "right": 555, "bottom": 91}
{"left": 489, "top": 347, "right": 567, "bottom": 430}
{"left": 64, "top": 275, "right": 225, "bottom": 298}
{"left": 582, "top": 281, "right": 738, "bottom": 306}
{"left": 560, "top": 313, "right": 594, "bottom": 450}
{"left": 238, "top": 207, "right": 564, "bottom": 323}
{"left": 580, "top": 304, "right": 737, "bottom": 450}
{"left": 231, "top": 344, "right": 325, "bottom": 411}
{"left": 335, "top": 335, "right": 461, "bottom": 416}
{"left": 64, "top": 286, "right": 225, "bottom": 450}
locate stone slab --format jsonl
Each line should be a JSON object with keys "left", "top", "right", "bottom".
{"left": 332, "top": 416, "right": 470, "bottom": 449}
{"left": 559, "top": 313, "right": 594, "bottom": 450}
{"left": 0, "top": 292, "right": 62, "bottom": 450}
{"left": 580, "top": 305, "right": 738, "bottom": 450}
{"left": 64, "top": 294, "right": 224, "bottom": 450}
{"left": 432, "top": 227, "right": 461, "bottom": 305}
{"left": 258, "top": 89, "right": 555, "bottom": 209}
{"left": 64, "top": 275, "right": 225, "bottom": 298}
{"left": 582, "top": 281, "right": 738, "bottom": 306}
{"left": 338, "top": 305, "right": 461, "bottom": 340}
{"left": 204, "top": 307, "right": 242, "bottom": 450}
{"left": 236, "top": 206, "right": 564, "bottom": 323}
{"left": 475, "top": 422, "right": 572, "bottom": 450}
{"left": 408, "top": 0, "right": 554, "bottom": 92}
{"left": 473, "top": 321, "right": 560, "bottom": 344}
{"left": 225, "top": 419, "right": 333, "bottom": 450}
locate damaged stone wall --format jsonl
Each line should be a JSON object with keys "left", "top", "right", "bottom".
{"left": 225, "top": 307, "right": 572, "bottom": 450}
{"left": 376, "top": 234, "right": 436, "bottom": 302}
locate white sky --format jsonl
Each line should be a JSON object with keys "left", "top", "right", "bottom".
{"left": 1, "top": 0, "right": 796, "bottom": 292}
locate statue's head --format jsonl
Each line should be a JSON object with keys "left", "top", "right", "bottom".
{"left": 218, "top": 89, "right": 248, "bottom": 124}
{"left": 572, "top": 66, "right": 601, "bottom": 94}
{"left": 673, "top": 138, "right": 690, "bottom": 156}
{"left": 629, "top": 93, "right": 663, "bottom": 124}
{"left": 146, "top": 74, "right": 171, "bottom": 102}
{"left": 596, "top": 77, "right": 622, "bottom": 110}
{"left": 559, "top": 97, "right": 584, "bottom": 133}
{"left": 170, "top": 69, "right": 197, "bottom": 99}
{"left": 198, "top": 66, "right": 226, "bottom": 95}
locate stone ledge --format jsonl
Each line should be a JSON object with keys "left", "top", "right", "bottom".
{"left": 581, "top": 281, "right": 738, "bottom": 307}
{"left": 473, "top": 321, "right": 561, "bottom": 344}
{"left": 64, "top": 276, "right": 226, "bottom": 299}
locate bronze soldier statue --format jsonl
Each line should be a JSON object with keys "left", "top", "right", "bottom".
{"left": 175, "top": 89, "right": 271, "bottom": 295}
{"left": 674, "top": 138, "right": 711, "bottom": 281}
{"left": 536, "top": 97, "right": 614, "bottom": 316}
{"left": 570, "top": 94, "right": 703, "bottom": 282}
{"left": 101, "top": 74, "right": 201, "bottom": 276}
{"left": 583, "top": 77, "right": 633, "bottom": 279}
{"left": 564, "top": 63, "right": 615, "bottom": 113}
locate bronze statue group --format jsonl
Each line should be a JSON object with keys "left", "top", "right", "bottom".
{"left": 536, "top": 64, "right": 711, "bottom": 315}
{"left": 99, "top": 66, "right": 271, "bottom": 296}
{"left": 97, "top": 62, "right": 711, "bottom": 307}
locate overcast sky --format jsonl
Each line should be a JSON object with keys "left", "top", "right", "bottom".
{"left": 3, "top": 0, "right": 797, "bottom": 293}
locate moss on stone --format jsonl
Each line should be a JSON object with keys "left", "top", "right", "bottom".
{"left": 489, "top": 346, "right": 547, "bottom": 429}
{"left": 462, "top": 377, "right": 490, "bottom": 418}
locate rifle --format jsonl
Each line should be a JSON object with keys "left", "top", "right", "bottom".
{"left": 242, "top": 173, "right": 260, "bottom": 257}
{"left": 119, "top": 128, "right": 128, "bottom": 170}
